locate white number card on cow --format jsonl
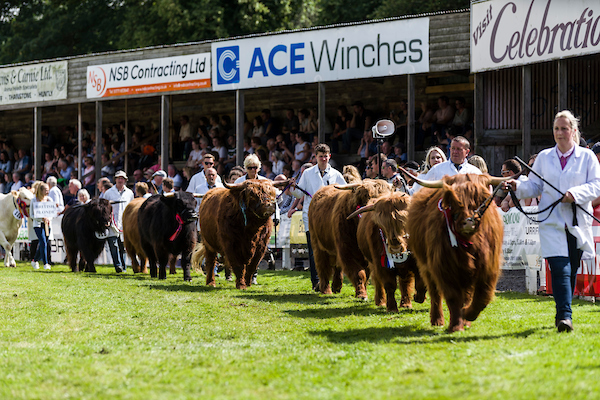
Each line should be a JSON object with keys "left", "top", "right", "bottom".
{"left": 32, "top": 202, "right": 59, "bottom": 219}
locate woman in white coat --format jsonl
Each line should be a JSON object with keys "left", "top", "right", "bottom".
{"left": 505, "top": 110, "right": 600, "bottom": 333}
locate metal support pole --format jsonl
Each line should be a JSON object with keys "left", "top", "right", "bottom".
{"left": 95, "top": 101, "right": 102, "bottom": 192}
{"left": 407, "top": 74, "right": 415, "bottom": 161}
{"left": 236, "top": 90, "right": 245, "bottom": 166}
{"left": 78, "top": 103, "right": 83, "bottom": 182}
{"left": 160, "top": 95, "right": 169, "bottom": 171}
{"left": 522, "top": 65, "right": 532, "bottom": 160}
{"left": 33, "top": 107, "right": 42, "bottom": 181}
{"left": 124, "top": 100, "right": 129, "bottom": 175}
{"left": 318, "top": 82, "right": 326, "bottom": 145}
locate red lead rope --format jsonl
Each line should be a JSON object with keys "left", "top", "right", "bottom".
{"left": 438, "top": 198, "right": 472, "bottom": 248}
{"left": 169, "top": 214, "right": 184, "bottom": 241}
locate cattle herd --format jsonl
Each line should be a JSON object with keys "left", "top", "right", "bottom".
{"left": 4, "top": 173, "right": 506, "bottom": 332}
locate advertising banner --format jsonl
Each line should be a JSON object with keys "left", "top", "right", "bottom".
{"left": 499, "top": 206, "right": 542, "bottom": 271}
{"left": 471, "top": 0, "right": 600, "bottom": 72}
{"left": 87, "top": 53, "right": 211, "bottom": 98}
{"left": 211, "top": 18, "right": 429, "bottom": 91}
{"left": 0, "top": 61, "right": 67, "bottom": 105}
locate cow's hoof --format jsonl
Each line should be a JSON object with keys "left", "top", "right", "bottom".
{"left": 447, "top": 324, "right": 465, "bottom": 333}
{"left": 207, "top": 281, "right": 216, "bottom": 287}
{"left": 387, "top": 308, "right": 399, "bottom": 313}
{"left": 431, "top": 318, "right": 445, "bottom": 326}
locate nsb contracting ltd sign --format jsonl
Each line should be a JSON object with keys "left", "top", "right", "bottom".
{"left": 0, "top": 61, "right": 67, "bottom": 105}
{"left": 211, "top": 18, "right": 429, "bottom": 91}
{"left": 87, "top": 53, "right": 211, "bottom": 98}
{"left": 471, "top": 0, "right": 600, "bottom": 72}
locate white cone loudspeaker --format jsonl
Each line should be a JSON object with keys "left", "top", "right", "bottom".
{"left": 372, "top": 119, "right": 395, "bottom": 138}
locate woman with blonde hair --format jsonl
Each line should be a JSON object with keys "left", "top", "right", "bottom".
{"left": 504, "top": 110, "right": 600, "bottom": 332}
{"left": 467, "top": 155, "right": 488, "bottom": 174}
{"left": 31, "top": 182, "right": 53, "bottom": 270}
{"left": 420, "top": 146, "right": 447, "bottom": 174}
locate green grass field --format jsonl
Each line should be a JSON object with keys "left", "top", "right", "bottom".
{"left": 1, "top": 263, "right": 599, "bottom": 400}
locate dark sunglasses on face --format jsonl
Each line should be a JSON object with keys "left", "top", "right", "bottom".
{"left": 247, "top": 166, "right": 258, "bottom": 170}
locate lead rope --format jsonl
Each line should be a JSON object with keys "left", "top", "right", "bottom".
{"left": 508, "top": 188, "right": 564, "bottom": 223}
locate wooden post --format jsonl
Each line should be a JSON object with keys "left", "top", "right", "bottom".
{"left": 124, "top": 100, "right": 129, "bottom": 175}
{"left": 77, "top": 103, "right": 83, "bottom": 181}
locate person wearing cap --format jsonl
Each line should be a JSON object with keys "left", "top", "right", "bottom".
{"left": 409, "top": 136, "right": 481, "bottom": 194}
{"left": 150, "top": 169, "right": 167, "bottom": 194}
{"left": 103, "top": 170, "right": 134, "bottom": 273}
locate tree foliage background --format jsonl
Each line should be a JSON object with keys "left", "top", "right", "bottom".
{"left": 0, "top": 0, "right": 470, "bottom": 65}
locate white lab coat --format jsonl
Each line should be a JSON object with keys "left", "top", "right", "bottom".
{"left": 290, "top": 164, "right": 345, "bottom": 229}
{"left": 410, "top": 159, "right": 482, "bottom": 194}
{"left": 516, "top": 145, "right": 600, "bottom": 260}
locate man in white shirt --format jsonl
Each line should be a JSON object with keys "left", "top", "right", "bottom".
{"left": 194, "top": 168, "right": 223, "bottom": 208}
{"left": 46, "top": 176, "right": 64, "bottom": 213}
{"left": 290, "top": 143, "right": 345, "bottom": 291}
{"left": 102, "top": 170, "right": 134, "bottom": 273}
{"left": 186, "top": 154, "right": 223, "bottom": 193}
{"left": 410, "top": 136, "right": 482, "bottom": 194}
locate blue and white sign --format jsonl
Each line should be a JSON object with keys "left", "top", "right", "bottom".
{"left": 211, "top": 18, "right": 429, "bottom": 91}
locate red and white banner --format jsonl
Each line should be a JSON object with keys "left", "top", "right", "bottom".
{"left": 86, "top": 53, "right": 211, "bottom": 98}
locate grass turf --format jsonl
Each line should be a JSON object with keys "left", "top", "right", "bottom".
{"left": 1, "top": 263, "right": 599, "bottom": 400}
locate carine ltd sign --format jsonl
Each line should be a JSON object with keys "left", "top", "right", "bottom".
{"left": 87, "top": 53, "right": 211, "bottom": 98}
{"left": 471, "top": 0, "right": 600, "bottom": 72}
{"left": 211, "top": 18, "right": 429, "bottom": 91}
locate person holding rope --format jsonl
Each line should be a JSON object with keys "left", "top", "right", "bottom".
{"left": 504, "top": 110, "right": 600, "bottom": 333}
{"left": 103, "top": 170, "right": 134, "bottom": 273}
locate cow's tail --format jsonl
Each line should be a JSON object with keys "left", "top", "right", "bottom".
{"left": 191, "top": 243, "right": 206, "bottom": 275}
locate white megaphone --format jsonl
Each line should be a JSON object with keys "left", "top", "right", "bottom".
{"left": 372, "top": 119, "right": 395, "bottom": 139}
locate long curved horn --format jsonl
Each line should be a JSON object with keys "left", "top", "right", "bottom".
{"left": 192, "top": 193, "right": 204, "bottom": 198}
{"left": 488, "top": 171, "right": 523, "bottom": 187}
{"left": 347, "top": 204, "right": 375, "bottom": 220}
{"left": 222, "top": 180, "right": 243, "bottom": 189}
{"left": 163, "top": 192, "right": 175, "bottom": 197}
{"left": 335, "top": 183, "right": 361, "bottom": 190}
{"left": 273, "top": 179, "right": 291, "bottom": 189}
{"left": 399, "top": 167, "right": 443, "bottom": 188}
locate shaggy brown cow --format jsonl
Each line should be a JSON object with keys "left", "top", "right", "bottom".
{"left": 350, "top": 192, "right": 426, "bottom": 312}
{"left": 308, "top": 179, "right": 392, "bottom": 299}
{"left": 198, "top": 179, "right": 288, "bottom": 289}
{"left": 407, "top": 173, "right": 505, "bottom": 332}
{"left": 123, "top": 197, "right": 177, "bottom": 274}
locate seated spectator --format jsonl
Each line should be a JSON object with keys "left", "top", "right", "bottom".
{"left": 5, "top": 172, "right": 23, "bottom": 193}
{"left": 343, "top": 101, "right": 373, "bottom": 154}
{"left": 381, "top": 140, "right": 394, "bottom": 159}
{"left": 212, "top": 136, "right": 228, "bottom": 165}
{"left": 394, "top": 143, "right": 407, "bottom": 163}
{"left": 452, "top": 97, "right": 472, "bottom": 138}
{"left": 57, "top": 158, "right": 75, "bottom": 182}
{"left": 41, "top": 126, "right": 55, "bottom": 153}
{"left": 261, "top": 109, "right": 278, "bottom": 139}
{"left": 261, "top": 160, "right": 276, "bottom": 180}
{"left": 178, "top": 115, "right": 193, "bottom": 158}
{"left": 187, "top": 139, "right": 204, "bottom": 169}
{"left": 13, "top": 149, "right": 30, "bottom": 175}
{"left": 282, "top": 163, "right": 292, "bottom": 178}
{"left": 101, "top": 153, "right": 115, "bottom": 180}
{"left": 331, "top": 105, "right": 351, "bottom": 153}
{"left": 390, "top": 100, "right": 408, "bottom": 139}
{"left": 298, "top": 109, "right": 311, "bottom": 136}
{"left": 281, "top": 109, "right": 299, "bottom": 136}
{"left": 0, "top": 151, "right": 13, "bottom": 174}
{"left": 271, "top": 150, "right": 285, "bottom": 176}
{"left": 294, "top": 133, "right": 311, "bottom": 163}
{"left": 42, "top": 152, "right": 56, "bottom": 181}
{"left": 357, "top": 131, "right": 377, "bottom": 172}
{"left": 432, "top": 95, "right": 455, "bottom": 144}
{"left": 417, "top": 101, "right": 435, "bottom": 150}
{"left": 167, "top": 164, "right": 184, "bottom": 191}
{"left": 135, "top": 182, "right": 151, "bottom": 198}
{"left": 251, "top": 115, "right": 264, "bottom": 138}
{"left": 82, "top": 156, "right": 95, "bottom": 187}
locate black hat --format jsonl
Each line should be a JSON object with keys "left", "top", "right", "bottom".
{"left": 404, "top": 161, "right": 420, "bottom": 172}
{"left": 591, "top": 142, "right": 600, "bottom": 154}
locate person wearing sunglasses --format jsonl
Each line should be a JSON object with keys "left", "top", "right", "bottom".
{"left": 185, "top": 154, "right": 223, "bottom": 193}
{"left": 234, "top": 154, "right": 269, "bottom": 183}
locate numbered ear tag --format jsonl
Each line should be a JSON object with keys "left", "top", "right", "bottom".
{"left": 13, "top": 209, "right": 22, "bottom": 220}
{"left": 95, "top": 229, "right": 110, "bottom": 239}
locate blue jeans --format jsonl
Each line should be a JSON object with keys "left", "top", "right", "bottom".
{"left": 305, "top": 231, "right": 319, "bottom": 288}
{"left": 107, "top": 236, "right": 126, "bottom": 272}
{"left": 547, "top": 230, "right": 582, "bottom": 322}
{"left": 34, "top": 226, "right": 49, "bottom": 265}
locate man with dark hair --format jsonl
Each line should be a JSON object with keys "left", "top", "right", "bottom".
{"left": 290, "top": 143, "right": 345, "bottom": 291}
{"left": 343, "top": 101, "right": 373, "bottom": 154}
{"left": 282, "top": 108, "right": 299, "bottom": 135}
